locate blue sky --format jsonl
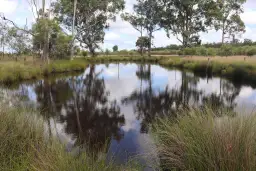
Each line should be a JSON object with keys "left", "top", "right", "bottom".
{"left": 0, "top": 0, "right": 256, "bottom": 50}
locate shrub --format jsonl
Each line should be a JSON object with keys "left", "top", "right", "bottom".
{"left": 184, "top": 47, "right": 197, "bottom": 56}
{"left": 82, "top": 51, "right": 88, "bottom": 57}
{"left": 218, "top": 45, "right": 233, "bottom": 57}
{"left": 207, "top": 48, "right": 217, "bottom": 57}
{"left": 247, "top": 47, "right": 256, "bottom": 57}
{"left": 153, "top": 108, "right": 256, "bottom": 171}
{"left": 197, "top": 46, "right": 208, "bottom": 56}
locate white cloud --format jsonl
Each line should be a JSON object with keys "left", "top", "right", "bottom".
{"left": 0, "top": 0, "right": 18, "bottom": 14}
{"left": 105, "top": 32, "right": 120, "bottom": 41}
{"left": 241, "top": 9, "right": 256, "bottom": 25}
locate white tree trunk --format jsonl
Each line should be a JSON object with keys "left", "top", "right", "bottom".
{"left": 70, "top": 0, "right": 77, "bottom": 60}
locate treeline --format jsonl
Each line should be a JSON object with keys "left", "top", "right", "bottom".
{"left": 0, "top": 0, "right": 250, "bottom": 60}
{"left": 152, "top": 39, "right": 256, "bottom": 51}
{"left": 180, "top": 45, "right": 256, "bottom": 57}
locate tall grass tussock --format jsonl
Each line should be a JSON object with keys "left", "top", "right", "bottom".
{"left": 153, "top": 108, "right": 256, "bottom": 171}
{"left": 0, "top": 105, "right": 138, "bottom": 171}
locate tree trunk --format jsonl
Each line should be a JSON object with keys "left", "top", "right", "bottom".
{"left": 222, "top": 20, "right": 225, "bottom": 44}
{"left": 42, "top": 0, "right": 49, "bottom": 64}
{"left": 2, "top": 35, "right": 4, "bottom": 59}
{"left": 70, "top": 0, "right": 77, "bottom": 60}
{"left": 148, "top": 32, "right": 152, "bottom": 57}
{"left": 88, "top": 46, "right": 96, "bottom": 57}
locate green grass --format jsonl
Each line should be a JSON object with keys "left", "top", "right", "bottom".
{"left": 0, "top": 59, "right": 88, "bottom": 84}
{"left": 0, "top": 105, "right": 139, "bottom": 171}
{"left": 152, "top": 108, "right": 256, "bottom": 171}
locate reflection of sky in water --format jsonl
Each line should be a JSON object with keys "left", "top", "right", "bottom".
{"left": 6, "top": 63, "right": 256, "bottom": 168}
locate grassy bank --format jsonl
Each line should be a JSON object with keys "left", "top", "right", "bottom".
{"left": 152, "top": 108, "right": 256, "bottom": 171}
{"left": 2, "top": 55, "right": 256, "bottom": 87}
{"left": 158, "top": 56, "right": 256, "bottom": 87}
{"left": 84, "top": 55, "right": 256, "bottom": 87}
{"left": 0, "top": 59, "right": 88, "bottom": 84}
{"left": 0, "top": 105, "right": 138, "bottom": 171}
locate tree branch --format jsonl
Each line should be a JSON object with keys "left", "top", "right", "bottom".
{"left": 0, "top": 16, "right": 35, "bottom": 37}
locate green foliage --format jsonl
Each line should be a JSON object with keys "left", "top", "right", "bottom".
{"left": 160, "top": 0, "right": 214, "bottom": 47}
{"left": 6, "top": 27, "right": 31, "bottom": 55}
{"left": 207, "top": 48, "right": 217, "bottom": 56}
{"left": 136, "top": 36, "right": 150, "bottom": 54}
{"left": 113, "top": 45, "right": 118, "bottom": 52}
{"left": 219, "top": 45, "right": 233, "bottom": 57}
{"left": 50, "top": 33, "right": 72, "bottom": 59}
{"left": 105, "top": 49, "right": 110, "bottom": 56}
{"left": 197, "top": 46, "right": 208, "bottom": 56}
{"left": 122, "top": 0, "right": 161, "bottom": 55}
{"left": 247, "top": 47, "right": 256, "bottom": 57}
{"left": 211, "top": 0, "right": 246, "bottom": 43}
{"left": 153, "top": 108, "right": 256, "bottom": 171}
{"left": 75, "top": 47, "right": 81, "bottom": 55}
{"left": 32, "top": 18, "right": 71, "bottom": 59}
{"left": 53, "top": 0, "right": 125, "bottom": 56}
{"left": 82, "top": 50, "right": 88, "bottom": 57}
{"left": 184, "top": 47, "right": 197, "bottom": 56}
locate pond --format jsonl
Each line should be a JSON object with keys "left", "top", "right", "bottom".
{"left": 3, "top": 63, "right": 256, "bottom": 169}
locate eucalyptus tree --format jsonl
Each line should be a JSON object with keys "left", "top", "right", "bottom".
{"left": 53, "top": 0, "right": 125, "bottom": 57}
{"left": 122, "top": 0, "right": 162, "bottom": 57}
{"left": 136, "top": 36, "right": 150, "bottom": 55}
{"left": 0, "top": 0, "right": 51, "bottom": 62}
{"left": 0, "top": 20, "right": 8, "bottom": 59}
{"left": 121, "top": 12, "right": 145, "bottom": 37}
{"left": 113, "top": 45, "right": 118, "bottom": 52}
{"left": 160, "top": 0, "right": 216, "bottom": 47}
{"left": 211, "top": 0, "right": 246, "bottom": 44}
{"left": 6, "top": 27, "right": 31, "bottom": 57}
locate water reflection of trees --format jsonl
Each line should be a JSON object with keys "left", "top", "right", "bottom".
{"left": 123, "top": 64, "right": 241, "bottom": 133}
{"left": 34, "top": 65, "right": 125, "bottom": 151}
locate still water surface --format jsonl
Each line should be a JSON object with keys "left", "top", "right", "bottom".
{"left": 4, "top": 63, "right": 256, "bottom": 168}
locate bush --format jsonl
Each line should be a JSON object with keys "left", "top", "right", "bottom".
{"left": 247, "top": 47, "right": 256, "bottom": 57}
{"left": 218, "top": 45, "right": 233, "bottom": 57}
{"left": 82, "top": 51, "right": 88, "bottom": 57}
{"left": 207, "top": 48, "right": 217, "bottom": 57}
{"left": 197, "top": 46, "right": 208, "bottom": 56}
{"left": 153, "top": 108, "right": 256, "bottom": 171}
{"left": 184, "top": 47, "right": 197, "bottom": 56}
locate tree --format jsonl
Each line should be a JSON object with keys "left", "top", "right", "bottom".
{"left": 136, "top": 36, "right": 150, "bottom": 55}
{"left": 244, "top": 39, "right": 253, "bottom": 45}
{"left": 113, "top": 45, "right": 118, "bottom": 52}
{"left": 212, "top": 0, "right": 246, "bottom": 44}
{"left": 121, "top": 12, "right": 145, "bottom": 37}
{"left": 53, "top": 0, "right": 125, "bottom": 57}
{"left": 160, "top": 0, "right": 215, "bottom": 47}
{"left": 6, "top": 27, "right": 31, "bottom": 57}
{"left": 0, "top": 20, "right": 8, "bottom": 59}
{"left": 32, "top": 18, "right": 72, "bottom": 59}
{"left": 0, "top": 0, "right": 52, "bottom": 63}
{"left": 105, "top": 49, "right": 110, "bottom": 56}
{"left": 123, "top": 0, "right": 162, "bottom": 57}
{"left": 70, "top": 0, "right": 77, "bottom": 60}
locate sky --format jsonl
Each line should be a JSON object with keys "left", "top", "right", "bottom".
{"left": 0, "top": 0, "right": 256, "bottom": 50}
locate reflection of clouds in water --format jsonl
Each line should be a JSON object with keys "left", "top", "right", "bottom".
{"left": 105, "top": 78, "right": 138, "bottom": 101}
{"left": 239, "top": 87, "right": 254, "bottom": 98}
{"left": 196, "top": 78, "right": 221, "bottom": 95}
{"left": 151, "top": 66, "right": 182, "bottom": 90}
{"left": 121, "top": 105, "right": 140, "bottom": 132}
{"left": 236, "top": 87, "right": 256, "bottom": 111}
